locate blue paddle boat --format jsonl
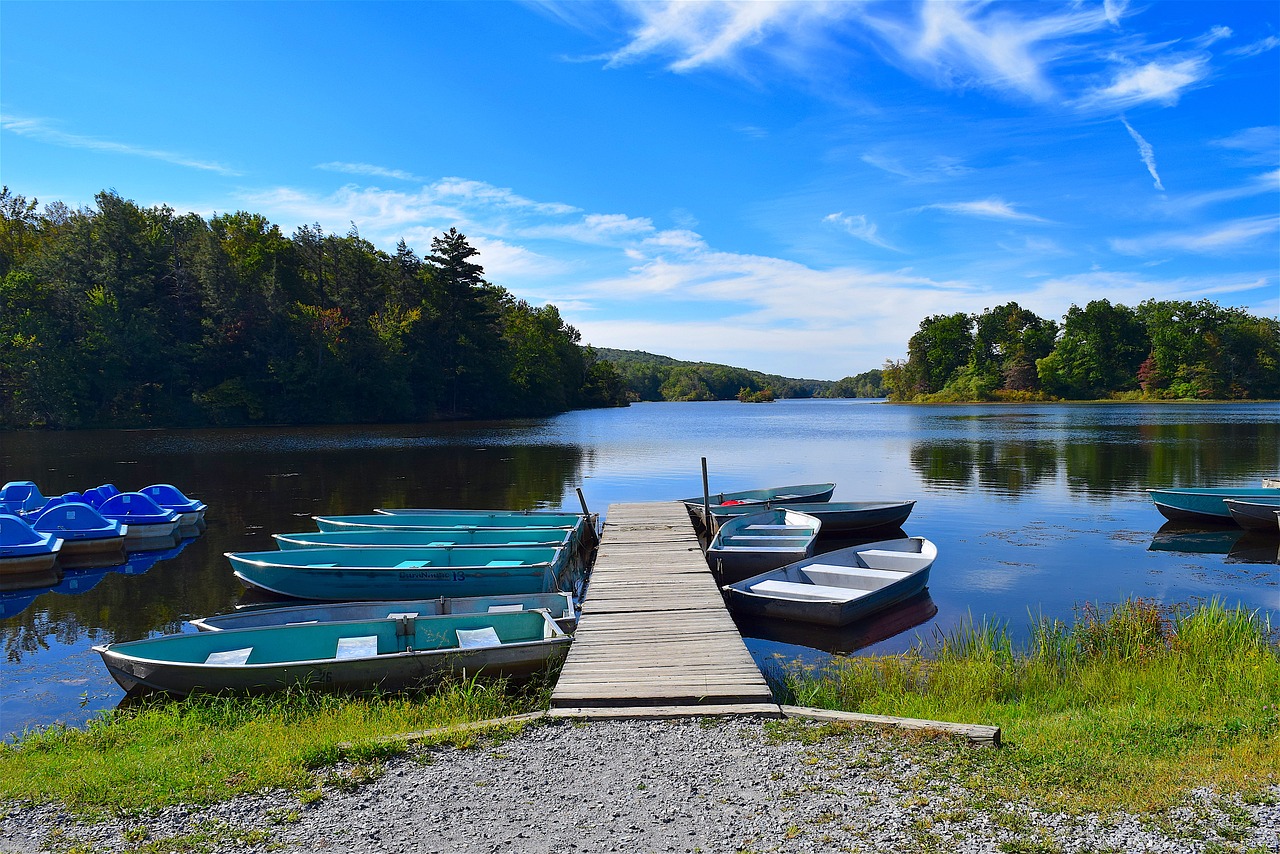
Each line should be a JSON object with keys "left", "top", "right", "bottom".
{"left": 95, "top": 609, "right": 571, "bottom": 696}
{"left": 139, "top": 484, "right": 207, "bottom": 532}
{"left": 30, "top": 502, "right": 127, "bottom": 561}
{"left": 0, "top": 513, "right": 63, "bottom": 577}
{"left": 226, "top": 546, "right": 566, "bottom": 601}
{"left": 0, "top": 481, "right": 50, "bottom": 516}
{"left": 96, "top": 493, "right": 181, "bottom": 545}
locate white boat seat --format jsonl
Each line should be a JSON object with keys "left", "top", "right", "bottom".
{"left": 205, "top": 647, "right": 253, "bottom": 665}
{"left": 803, "top": 564, "right": 910, "bottom": 581}
{"left": 748, "top": 579, "right": 870, "bottom": 602}
{"left": 335, "top": 636, "right": 379, "bottom": 659}
{"left": 857, "top": 549, "right": 932, "bottom": 572}
{"left": 386, "top": 612, "right": 419, "bottom": 619}
{"left": 485, "top": 560, "right": 524, "bottom": 567}
{"left": 742, "top": 524, "right": 808, "bottom": 531}
{"left": 486, "top": 604, "right": 524, "bottom": 613}
{"left": 395, "top": 560, "right": 432, "bottom": 568}
{"left": 455, "top": 626, "right": 502, "bottom": 648}
{"left": 285, "top": 620, "right": 320, "bottom": 626}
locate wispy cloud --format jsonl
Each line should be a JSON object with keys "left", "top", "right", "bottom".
{"left": 823, "top": 212, "right": 900, "bottom": 251}
{"left": 861, "top": 151, "right": 972, "bottom": 183}
{"left": 1226, "top": 35, "right": 1279, "bottom": 58}
{"left": 1120, "top": 117, "right": 1164, "bottom": 191}
{"left": 1, "top": 114, "right": 241, "bottom": 176}
{"left": 1169, "top": 170, "right": 1280, "bottom": 212}
{"left": 1079, "top": 57, "right": 1210, "bottom": 109}
{"left": 923, "top": 198, "right": 1049, "bottom": 222}
{"left": 1210, "top": 126, "right": 1280, "bottom": 166}
{"left": 1192, "top": 26, "right": 1233, "bottom": 49}
{"left": 317, "top": 162, "right": 424, "bottom": 183}
{"left": 1110, "top": 215, "right": 1280, "bottom": 255}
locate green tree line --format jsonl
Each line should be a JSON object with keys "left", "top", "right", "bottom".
{"left": 882, "top": 300, "right": 1279, "bottom": 402}
{"left": 0, "top": 188, "right": 628, "bottom": 428}
{"left": 594, "top": 348, "right": 885, "bottom": 401}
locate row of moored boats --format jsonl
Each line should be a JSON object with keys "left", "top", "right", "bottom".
{"left": 682, "top": 482, "right": 937, "bottom": 628}
{"left": 1147, "top": 484, "right": 1280, "bottom": 531}
{"left": 0, "top": 481, "right": 207, "bottom": 581}
{"left": 94, "top": 507, "right": 597, "bottom": 696}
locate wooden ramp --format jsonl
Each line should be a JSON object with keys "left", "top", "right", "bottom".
{"left": 550, "top": 502, "right": 777, "bottom": 716}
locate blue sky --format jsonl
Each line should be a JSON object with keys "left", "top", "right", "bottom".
{"left": 2, "top": 1, "right": 1277, "bottom": 380}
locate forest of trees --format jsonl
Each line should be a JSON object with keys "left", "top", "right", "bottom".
{"left": 593, "top": 348, "right": 842, "bottom": 401}
{"left": 0, "top": 188, "right": 628, "bottom": 429}
{"left": 882, "top": 300, "right": 1279, "bottom": 402}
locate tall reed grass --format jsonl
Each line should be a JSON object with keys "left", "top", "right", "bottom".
{"left": 779, "top": 599, "right": 1280, "bottom": 811}
{"left": 0, "top": 674, "right": 548, "bottom": 813}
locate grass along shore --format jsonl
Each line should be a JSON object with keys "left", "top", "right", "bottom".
{"left": 1, "top": 599, "right": 1276, "bottom": 823}
{"left": 775, "top": 598, "right": 1280, "bottom": 814}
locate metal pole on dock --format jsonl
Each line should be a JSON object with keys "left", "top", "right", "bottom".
{"left": 701, "top": 457, "right": 710, "bottom": 534}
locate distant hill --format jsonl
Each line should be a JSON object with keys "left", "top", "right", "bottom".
{"left": 591, "top": 348, "right": 882, "bottom": 401}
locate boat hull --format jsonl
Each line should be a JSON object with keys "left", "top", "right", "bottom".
{"left": 1148, "top": 488, "right": 1280, "bottom": 524}
{"left": 273, "top": 528, "right": 575, "bottom": 550}
{"left": 1224, "top": 499, "right": 1280, "bottom": 532}
{"left": 706, "top": 509, "right": 820, "bottom": 583}
{"left": 191, "top": 592, "right": 576, "bottom": 632}
{"left": 723, "top": 537, "right": 936, "bottom": 627}
{"left": 95, "top": 611, "right": 570, "bottom": 695}
{"left": 709, "top": 500, "right": 914, "bottom": 534}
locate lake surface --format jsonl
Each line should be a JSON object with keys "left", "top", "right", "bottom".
{"left": 3, "top": 399, "right": 1278, "bottom": 739}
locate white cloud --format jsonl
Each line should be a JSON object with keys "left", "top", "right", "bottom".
{"left": 316, "top": 162, "right": 423, "bottom": 182}
{"left": 1193, "top": 26, "right": 1233, "bottom": 49}
{"left": 1, "top": 114, "right": 241, "bottom": 176}
{"left": 1080, "top": 57, "right": 1210, "bottom": 109}
{"left": 924, "top": 198, "right": 1049, "bottom": 222}
{"left": 1169, "top": 170, "right": 1280, "bottom": 212}
{"left": 1110, "top": 216, "right": 1280, "bottom": 255}
{"left": 1120, "top": 117, "right": 1164, "bottom": 191}
{"left": 823, "top": 212, "right": 900, "bottom": 251}
{"left": 861, "top": 151, "right": 972, "bottom": 183}
{"left": 1226, "top": 35, "right": 1279, "bottom": 58}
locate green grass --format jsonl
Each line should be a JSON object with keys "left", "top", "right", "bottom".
{"left": 777, "top": 599, "right": 1280, "bottom": 812}
{"left": 0, "top": 674, "right": 548, "bottom": 815}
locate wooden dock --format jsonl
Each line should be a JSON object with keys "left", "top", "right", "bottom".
{"left": 550, "top": 502, "right": 777, "bottom": 716}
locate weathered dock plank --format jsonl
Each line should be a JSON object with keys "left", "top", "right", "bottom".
{"left": 550, "top": 501, "right": 774, "bottom": 711}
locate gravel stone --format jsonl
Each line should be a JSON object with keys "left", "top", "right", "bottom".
{"left": 2, "top": 717, "right": 1277, "bottom": 853}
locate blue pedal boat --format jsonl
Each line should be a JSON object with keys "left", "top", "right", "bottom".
{"left": 140, "top": 484, "right": 207, "bottom": 532}
{"left": 189, "top": 591, "right": 576, "bottom": 632}
{"left": 94, "top": 609, "right": 571, "bottom": 696}
{"left": 0, "top": 481, "right": 50, "bottom": 516}
{"left": 96, "top": 492, "right": 182, "bottom": 545}
{"left": 30, "top": 502, "right": 127, "bottom": 560}
{"left": 0, "top": 513, "right": 63, "bottom": 576}
{"left": 274, "top": 527, "right": 575, "bottom": 550}
{"left": 226, "top": 546, "right": 567, "bottom": 601}
{"left": 1147, "top": 487, "right": 1280, "bottom": 524}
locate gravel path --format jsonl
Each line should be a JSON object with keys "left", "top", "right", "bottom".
{"left": 3, "top": 717, "right": 1277, "bottom": 853}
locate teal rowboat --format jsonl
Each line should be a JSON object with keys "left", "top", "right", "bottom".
{"left": 189, "top": 591, "right": 576, "bottom": 631}
{"left": 273, "top": 528, "right": 574, "bottom": 550}
{"left": 681, "top": 483, "right": 835, "bottom": 526}
{"left": 313, "top": 512, "right": 586, "bottom": 532}
{"left": 1147, "top": 488, "right": 1280, "bottom": 524}
{"left": 94, "top": 610, "right": 570, "bottom": 695}
{"left": 226, "top": 546, "right": 565, "bottom": 601}
{"left": 707, "top": 500, "right": 914, "bottom": 534}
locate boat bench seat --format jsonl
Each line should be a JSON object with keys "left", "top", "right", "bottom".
{"left": 805, "top": 563, "right": 910, "bottom": 581}
{"left": 742, "top": 524, "right": 808, "bottom": 531}
{"left": 455, "top": 626, "right": 501, "bottom": 648}
{"left": 395, "top": 560, "right": 432, "bottom": 568}
{"left": 485, "top": 560, "right": 524, "bottom": 567}
{"left": 748, "top": 579, "right": 869, "bottom": 602}
{"left": 857, "top": 549, "right": 932, "bottom": 572}
{"left": 205, "top": 647, "right": 253, "bottom": 665}
{"left": 335, "top": 635, "right": 379, "bottom": 659}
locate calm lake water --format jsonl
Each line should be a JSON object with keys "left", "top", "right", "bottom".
{"left": 2, "top": 399, "right": 1278, "bottom": 739}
